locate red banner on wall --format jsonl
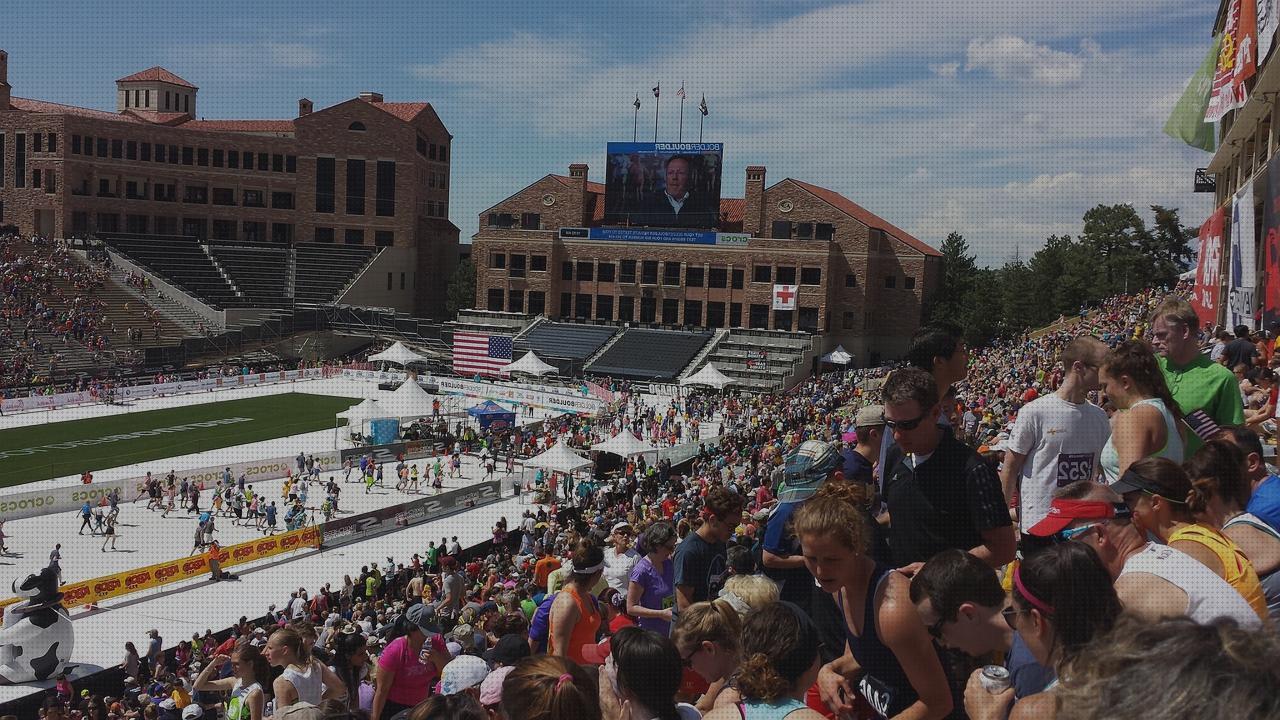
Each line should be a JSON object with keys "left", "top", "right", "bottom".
{"left": 1193, "top": 209, "right": 1226, "bottom": 328}
{"left": 1264, "top": 157, "right": 1280, "bottom": 329}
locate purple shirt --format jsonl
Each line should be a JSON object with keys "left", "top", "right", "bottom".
{"left": 628, "top": 556, "right": 675, "bottom": 635}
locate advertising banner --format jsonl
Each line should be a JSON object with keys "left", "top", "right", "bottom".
{"left": 559, "top": 227, "right": 747, "bottom": 246}
{"left": 1206, "top": 0, "right": 1258, "bottom": 122}
{"left": 0, "top": 369, "right": 328, "bottom": 414}
{"left": 603, "top": 142, "right": 724, "bottom": 228}
{"left": 435, "top": 377, "right": 603, "bottom": 415}
{"left": 2, "top": 525, "right": 322, "bottom": 609}
{"left": 321, "top": 481, "right": 500, "bottom": 549}
{"left": 0, "top": 451, "right": 340, "bottom": 522}
{"left": 1193, "top": 208, "right": 1226, "bottom": 328}
{"left": 583, "top": 380, "right": 617, "bottom": 404}
{"left": 1263, "top": 155, "right": 1280, "bottom": 329}
{"left": 1229, "top": 179, "right": 1257, "bottom": 330}
{"left": 340, "top": 442, "right": 407, "bottom": 465}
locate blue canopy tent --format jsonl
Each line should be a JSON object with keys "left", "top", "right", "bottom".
{"left": 467, "top": 400, "right": 516, "bottom": 430}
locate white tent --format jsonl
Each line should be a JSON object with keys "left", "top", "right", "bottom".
{"left": 502, "top": 351, "right": 557, "bottom": 377}
{"left": 821, "top": 345, "right": 853, "bottom": 365}
{"left": 680, "top": 363, "right": 734, "bottom": 390}
{"left": 524, "top": 441, "right": 593, "bottom": 473}
{"left": 369, "top": 341, "right": 429, "bottom": 367}
{"left": 382, "top": 379, "right": 436, "bottom": 417}
{"left": 1178, "top": 268, "right": 1197, "bottom": 281}
{"left": 591, "top": 431, "right": 657, "bottom": 458}
{"left": 336, "top": 398, "right": 391, "bottom": 423}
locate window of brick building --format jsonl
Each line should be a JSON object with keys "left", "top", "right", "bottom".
{"left": 662, "top": 299, "right": 679, "bottom": 325}
{"left": 315, "top": 158, "right": 335, "bottom": 213}
{"left": 71, "top": 134, "right": 81, "bottom": 155}
{"left": 816, "top": 223, "right": 834, "bottom": 241}
{"left": 314, "top": 227, "right": 335, "bottom": 243}
{"left": 375, "top": 161, "right": 395, "bottom": 216}
{"left": 181, "top": 146, "right": 193, "bottom": 165}
{"left": 576, "top": 261, "right": 594, "bottom": 282}
{"left": 771, "top": 220, "right": 792, "bottom": 239}
{"left": 508, "top": 289, "right": 524, "bottom": 313}
{"left": 375, "top": 231, "right": 394, "bottom": 247}
{"left": 228, "top": 150, "right": 239, "bottom": 169}
{"left": 709, "top": 267, "right": 728, "bottom": 288}
{"left": 258, "top": 153, "right": 268, "bottom": 170}
{"left": 795, "top": 222, "right": 813, "bottom": 239}
{"left": 845, "top": 274, "right": 856, "bottom": 288}
{"left": 112, "top": 139, "right": 123, "bottom": 159}
{"left": 776, "top": 266, "right": 797, "bottom": 285}
{"left": 843, "top": 311, "right": 855, "bottom": 329}
{"left": 905, "top": 277, "right": 916, "bottom": 290}
{"left": 884, "top": 276, "right": 896, "bottom": 289}
{"left": 273, "top": 154, "right": 284, "bottom": 172}
{"left": 168, "top": 144, "right": 178, "bottom": 164}
{"left": 639, "top": 297, "right": 656, "bottom": 323}
{"left": 272, "top": 223, "right": 294, "bottom": 244}
{"left": 487, "top": 288, "right": 504, "bottom": 312}
{"left": 707, "top": 302, "right": 726, "bottom": 328}
{"left": 641, "top": 260, "right": 658, "bottom": 284}
{"left": 598, "top": 262, "right": 615, "bottom": 283}
{"left": 14, "top": 134, "right": 25, "bottom": 187}
{"left": 46, "top": 134, "right": 56, "bottom": 153}
{"left": 140, "top": 142, "right": 151, "bottom": 162}
{"left": 198, "top": 148, "right": 209, "bottom": 166}
{"left": 730, "top": 302, "right": 743, "bottom": 328}
{"left": 618, "top": 260, "right": 636, "bottom": 283}
{"left": 212, "top": 188, "right": 235, "bottom": 206}
{"left": 561, "top": 261, "right": 573, "bottom": 280}
{"left": 126, "top": 140, "right": 137, "bottom": 160}
{"left": 753, "top": 265, "right": 771, "bottom": 283}
{"left": 531, "top": 255, "right": 547, "bottom": 272}
{"left": 346, "top": 159, "right": 366, "bottom": 215}
{"left": 345, "top": 229, "right": 365, "bottom": 245}
{"left": 44, "top": 171, "right": 55, "bottom": 193}
{"left": 240, "top": 221, "right": 263, "bottom": 242}
{"left": 212, "top": 149, "right": 223, "bottom": 167}
{"left": 520, "top": 213, "right": 540, "bottom": 229}
{"left": 749, "top": 304, "right": 769, "bottom": 329}
{"left": 686, "top": 266, "right": 704, "bottom": 287}
{"left": 243, "top": 152, "right": 254, "bottom": 170}
{"left": 272, "top": 191, "right": 294, "bottom": 210}
{"left": 684, "top": 300, "right": 703, "bottom": 326}
{"left": 595, "top": 295, "right": 613, "bottom": 321}
{"left": 286, "top": 155, "right": 297, "bottom": 173}
{"left": 618, "top": 295, "right": 634, "bottom": 322}
{"left": 528, "top": 291, "right": 546, "bottom": 316}
{"left": 491, "top": 252, "right": 507, "bottom": 269}
{"left": 212, "top": 220, "right": 236, "bottom": 240}
{"left": 575, "top": 294, "right": 592, "bottom": 319}
{"left": 97, "top": 138, "right": 109, "bottom": 158}
{"left": 31, "top": 169, "right": 40, "bottom": 189}
{"left": 732, "top": 268, "right": 744, "bottom": 289}
{"left": 662, "top": 262, "right": 681, "bottom": 286}
{"left": 509, "top": 254, "right": 526, "bottom": 278}
{"left": 798, "top": 307, "right": 819, "bottom": 333}
{"left": 800, "top": 267, "right": 822, "bottom": 285}
{"left": 155, "top": 143, "right": 166, "bottom": 163}
{"left": 774, "top": 309, "right": 794, "bottom": 331}
{"left": 242, "top": 190, "right": 264, "bottom": 208}
{"left": 33, "top": 133, "right": 42, "bottom": 153}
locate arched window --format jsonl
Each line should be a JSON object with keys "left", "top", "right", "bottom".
{"left": 348, "top": 122, "right": 366, "bottom": 132}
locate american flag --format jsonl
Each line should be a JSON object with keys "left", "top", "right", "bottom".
{"left": 452, "top": 331, "right": 513, "bottom": 377}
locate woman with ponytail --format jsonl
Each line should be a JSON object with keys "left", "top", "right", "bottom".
{"left": 500, "top": 655, "right": 600, "bottom": 720}
{"left": 671, "top": 599, "right": 742, "bottom": 713}
{"left": 1098, "top": 339, "right": 1184, "bottom": 481}
{"left": 792, "top": 482, "right": 955, "bottom": 719}
{"left": 548, "top": 539, "right": 606, "bottom": 666}
{"left": 1114, "top": 455, "right": 1267, "bottom": 619}
{"left": 702, "top": 601, "right": 827, "bottom": 720}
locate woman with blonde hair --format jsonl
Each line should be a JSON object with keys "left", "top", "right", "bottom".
{"left": 702, "top": 601, "right": 827, "bottom": 720}
{"left": 718, "top": 574, "right": 779, "bottom": 618}
{"left": 500, "top": 655, "right": 600, "bottom": 720}
{"left": 670, "top": 599, "right": 742, "bottom": 714}
{"left": 263, "top": 627, "right": 345, "bottom": 709}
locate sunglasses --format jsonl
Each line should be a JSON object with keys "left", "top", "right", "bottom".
{"left": 1001, "top": 606, "right": 1029, "bottom": 629}
{"left": 681, "top": 645, "right": 701, "bottom": 668}
{"left": 1054, "top": 522, "right": 1102, "bottom": 542}
{"left": 884, "top": 411, "right": 930, "bottom": 432}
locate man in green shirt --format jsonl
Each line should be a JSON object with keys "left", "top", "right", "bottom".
{"left": 1150, "top": 297, "right": 1244, "bottom": 454}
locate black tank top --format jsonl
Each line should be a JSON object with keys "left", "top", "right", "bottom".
{"left": 835, "top": 563, "right": 920, "bottom": 719}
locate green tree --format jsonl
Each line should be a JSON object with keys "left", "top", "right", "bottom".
{"left": 1079, "top": 203, "right": 1150, "bottom": 296}
{"left": 1146, "top": 205, "right": 1197, "bottom": 288}
{"left": 926, "top": 231, "right": 978, "bottom": 328}
{"left": 445, "top": 258, "right": 475, "bottom": 317}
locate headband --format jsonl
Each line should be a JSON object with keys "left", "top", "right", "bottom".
{"left": 1013, "top": 566, "right": 1055, "bottom": 616}
{"left": 573, "top": 562, "right": 604, "bottom": 575}
{"left": 717, "top": 589, "right": 750, "bottom": 617}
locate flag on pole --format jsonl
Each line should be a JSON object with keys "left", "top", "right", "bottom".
{"left": 652, "top": 84, "right": 660, "bottom": 98}
{"left": 452, "top": 331, "right": 513, "bottom": 377}
{"left": 1163, "top": 34, "right": 1221, "bottom": 151}
{"left": 699, "top": 95, "right": 708, "bottom": 116}
{"left": 1206, "top": 0, "right": 1258, "bottom": 121}
{"left": 633, "top": 94, "right": 641, "bottom": 110}
{"left": 676, "top": 84, "right": 686, "bottom": 99}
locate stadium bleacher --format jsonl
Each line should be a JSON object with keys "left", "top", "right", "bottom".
{"left": 587, "top": 328, "right": 713, "bottom": 380}
{"left": 206, "top": 243, "right": 290, "bottom": 305}
{"left": 701, "top": 329, "right": 812, "bottom": 391}
{"left": 294, "top": 243, "right": 380, "bottom": 305}
{"left": 514, "top": 321, "right": 618, "bottom": 362}
{"left": 101, "top": 234, "right": 243, "bottom": 309}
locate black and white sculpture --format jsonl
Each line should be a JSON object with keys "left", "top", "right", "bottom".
{"left": 0, "top": 566, "right": 75, "bottom": 684}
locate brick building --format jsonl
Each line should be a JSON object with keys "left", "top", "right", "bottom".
{"left": 472, "top": 162, "right": 941, "bottom": 363}
{"left": 0, "top": 50, "right": 458, "bottom": 316}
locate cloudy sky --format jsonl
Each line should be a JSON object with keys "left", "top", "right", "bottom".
{"left": 7, "top": 0, "right": 1219, "bottom": 265}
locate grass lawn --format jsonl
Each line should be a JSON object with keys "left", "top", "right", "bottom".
{"left": 0, "top": 392, "right": 357, "bottom": 488}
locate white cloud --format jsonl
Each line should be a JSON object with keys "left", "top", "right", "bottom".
{"left": 906, "top": 166, "right": 933, "bottom": 183}
{"left": 964, "top": 35, "right": 1086, "bottom": 85}
{"left": 266, "top": 42, "right": 324, "bottom": 69}
{"left": 929, "top": 61, "right": 960, "bottom": 78}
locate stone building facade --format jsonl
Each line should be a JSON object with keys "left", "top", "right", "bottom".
{"left": 472, "top": 162, "right": 941, "bottom": 363}
{"left": 0, "top": 50, "right": 458, "bottom": 316}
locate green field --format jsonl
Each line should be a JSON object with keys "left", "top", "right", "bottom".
{"left": 0, "top": 393, "right": 357, "bottom": 487}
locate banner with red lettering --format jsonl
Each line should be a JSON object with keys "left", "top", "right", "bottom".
{"left": 1264, "top": 154, "right": 1280, "bottom": 329}
{"left": 1193, "top": 208, "right": 1226, "bottom": 328}
{"left": 1206, "top": 0, "right": 1259, "bottom": 121}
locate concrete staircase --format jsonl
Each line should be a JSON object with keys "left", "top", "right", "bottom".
{"left": 677, "top": 328, "right": 729, "bottom": 381}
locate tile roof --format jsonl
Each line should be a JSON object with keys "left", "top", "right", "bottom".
{"left": 370, "top": 101, "right": 429, "bottom": 122}
{"left": 9, "top": 97, "right": 134, "bottom": 122}
{"left": 179, "top": 119, "right": 296, "bottom": 134}
{"left": 123, "top": 110, "right": 192, "bottom": 126}
{"left": 116, "top": 66, "right": 197, "bottom": 89}
{"left": 788, "top": 179, "right": 941, "bottom": 257}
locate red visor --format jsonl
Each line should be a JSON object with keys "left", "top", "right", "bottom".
{"left": 1027, "top": 499, "right": 1119, "bottom": 537}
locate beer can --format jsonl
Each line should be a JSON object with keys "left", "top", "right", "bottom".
{"left": 980, "top": 665, "right": 1011, "bottom": 694}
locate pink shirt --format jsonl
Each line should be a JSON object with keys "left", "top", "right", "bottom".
{"left": 377, "top": 634, "right": 447, "bottom": 706}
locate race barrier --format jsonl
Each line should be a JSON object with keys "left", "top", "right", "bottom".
{"left": 0, "top": 451, "right": 341, "bottom": 522}
{"left": 434, "top": 377, "right": 604, "bottom": 415}
{"left": 0, "top": 368, "right": 329, "bottom": 415}
{"left": 321, "top": 480, "right": 501, "bottom": 549}
{"left": 338, "top": 440, "right": 437, "bottom": 466}
{"left": 0, "top": 525, "right": 322, "bottom": 610}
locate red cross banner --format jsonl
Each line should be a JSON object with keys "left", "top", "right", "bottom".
{"left": 772, "top": 284, "right": 797, "bottom": 310}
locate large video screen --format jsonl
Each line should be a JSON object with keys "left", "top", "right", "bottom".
{"left": 604, "top": 142, "right": 723, "bottom": 229}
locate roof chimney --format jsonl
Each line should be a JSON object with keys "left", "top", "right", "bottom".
{"left": 357, "top": 91, "right": 383, "bottom": 103}
{"left": 744, "top": 166, "right": 767, "bottom": 236}
{"left": 0, "top": 50, "right": 10, "bottom": 111}
{"left": 298, "top": 98, "right": 313, "bottom": 117}
{"left": 568, "top": 163, "right": 590, "bottom": 224}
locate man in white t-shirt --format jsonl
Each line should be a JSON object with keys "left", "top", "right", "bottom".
{"left": 1028, "top": 485, "right": 1262, "bottom": 628}
{"left": 999, "top": 336, "right": 1110, "bottom": 553}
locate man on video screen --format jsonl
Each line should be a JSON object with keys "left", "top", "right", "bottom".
{"left": 638, "top": 155, "right": 716, "bottom": 228}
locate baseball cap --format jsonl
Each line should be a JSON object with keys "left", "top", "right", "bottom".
{"left": 1108, "top": 467, "right": 1169, "bottom": 498}
{"left": 405, "top": 603, "right": 440, "bottom": 635}
{"left": 854, "top": 405, "right": 885, "bottom": 429}
{"left": 479, "top": 665, "right": 514, "bottom": 707}
{"left": 159, "top": 699, "right": 177, "bottom": 710}
{"left": 446, "top": 641, "right": 463, "bottom": 658}
{"left": 1026, "top": 498, "right": 1131, "bottom": 537}
{"left": 182, "top": 705, "right": 205, "bottom": 719}
{"left": 611, "top": 521, "right": 632, "bottom": 534}
{"left": 484, "top": 633, "right": 531, "bottom": 667}
{"left": 440, "top": 654, "right": 490, "bottom": 695}
{"left": 778, "top": 440, "right": 841, "bottom": 504}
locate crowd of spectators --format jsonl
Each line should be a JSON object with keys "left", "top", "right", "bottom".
{"left": 19, "top": 285, "right": 1280, "bottom": 720}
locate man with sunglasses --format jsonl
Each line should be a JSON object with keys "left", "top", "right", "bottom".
{"left": 1026, "top": 482, "right": 1261, "bottom": 627}
{"left": 881, "top": 368, "right": 1015, "bottom": 575}
{"left": 1149, "top": 297, "right": 1243, "bottom": 455}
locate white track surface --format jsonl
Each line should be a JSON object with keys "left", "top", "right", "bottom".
{"left": 0, "top": 377, "right": 564, "bottom": 702}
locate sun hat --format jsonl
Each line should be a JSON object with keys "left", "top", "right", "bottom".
{"left": 439, "top": 654, "right": 489, "bottom": 695}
